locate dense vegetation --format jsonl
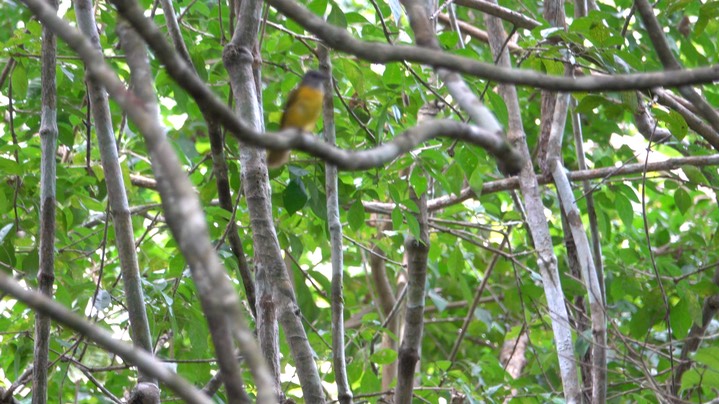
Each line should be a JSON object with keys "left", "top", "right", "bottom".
{"left": 1, "top": 0, "right": 719, "bottom": 402}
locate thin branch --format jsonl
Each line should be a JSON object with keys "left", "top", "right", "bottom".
{"left": 320, "top": 45, "right": 353, "bottom": 404}
{"left": 267, "top": 0, "right": 719, "bottom": 91}
{"left": 33, "top": 0, "right": 59, "bottom": 398}
{"left": 569, "top": 98, "right": 605, "bottom": 302}
{"left": 0, "top": 58, "right": 16, "bottom": 90}
{"left": 0, "top": 272, "right": 213, "bottom": 404}
{"left": 484, "top": 3, "right": 581, "bottom": 401}
{"left": 362, "top": 153, "right": 719, "bottom": 213}
{"left": 638, "top": 123, "right": 676, "bottom": 394}
{"left": 75, "top": 0, "right": 156, "bottom": 387}
{"left": 451, "top": 0, "right": 540, "bottom": 29}
{"left": 548, "top": 93, "right": 607, "bottom": 403}
{"left": 223, "top": 0, "right": 325, "bottom": 399}
{"left": 437, "top": 14, "right": 522, "bottom": 53}
{"left": 653, "top": 87, "right": 718, "bottom": 143}
{"left": 634, "top": 0, "right": 719, "bottom": 136}
{"left": 447, "top": 235, "right": 508, "bottom": 363}
{"left": 160, "top": 0, "right": 256, "bottom": 318}
{"left": 117, "top": 20, "right": 254, "bottom": 404}
{"left": 86, "top": 0, "right": 521, "bottom": 172}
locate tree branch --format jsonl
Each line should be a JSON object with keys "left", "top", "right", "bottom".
{"left": 548, "top": 92, "right": 607, "bottom": 403}
{"left": 160, "top": 0, "right": 257, "bottom": 318}
{"left": 362, "top": 153, "right": 719, "bottom": 213}
{"left": 0, "top": 272, "right": 213, "bottom": 404}
{"left": 223, "top": 0, "right": 325, "bottom": 400}
{"left": 117, "top": 20, "right": 255, "bottom": 404}
{"left": 484, "top": 3, "right": 581, "bottom": 401}
{"left": 75, "top": 0, "right": 156, "bottom": 389}
{"left": 63, "top": 0, "right": 515, "bottom": 172}
{"left": 395, "top": 188, "right": 429, "bottom": 404}
{"left": 319, "top": 46, "right": 353, "bottom": 404}
{"left": 33, "top": 0, "right": 58, "bottom": 398}
{"left": 634, "top": 0, "right": 719, "bottom": 136}
{"left": 452, "top": 0, "right": 540, "bottom": 29}
{"left": 267, "top": 0, "right": 719, "bottom": 91}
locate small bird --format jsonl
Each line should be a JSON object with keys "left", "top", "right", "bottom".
{"left": 267, "top": 70, "right": 327, "bottom": 168}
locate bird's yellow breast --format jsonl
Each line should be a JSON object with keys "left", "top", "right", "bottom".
{"left": 281, "top": 86, "right": 324, "bottom": 131}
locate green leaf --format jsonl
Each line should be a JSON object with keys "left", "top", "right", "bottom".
{"left": 614, "top": 194, "right": 634, "bottom": 228}
{"left": 575, "top": 329, "right": 592, "bottom": 357}
{"left": 670, "top": 298, "right": 692, "bottom": 339}
{"left": 455, "top": 146, "right": 479, "bottom": 178}
{"left": 693, "top": 347, "right": 719, "bottom": 370}
{"left": 446, "top": 163, "right": 464, "bottom": 197}
{"left": 468, "top": 167, "right": 485, "bottom": 196}
{"left": 348, "top": 199, "right": 365, "bottom": 231}
{"left": 370, "top": 348, "right": 397, "bottom": 365}
{"left": 575, "top": 95, "right": 606, "bottom": 114}
{"left": 327, "top": 2, "right": 347, "bottom": 28}
{"left": 11, "top": 63, "right": 27, "bottom": 98}
{"left": 283, "top": 178, "right": 308, "bottom": 215}
{"left": 542, "top": 58, "right": 564, "bottom": 76}
{"left": 661, "top": 109, "right": 688, "bottom": 140}
{"left": 306, "top": 180, "right": 328, "bottom": 221}
{"left": 190, "top": 53, "right": 208, "bottom": 82}
{"left": 308, "top": 0, "right": 328, "bottom": 15}
{"left": 409, "top": 169, "right": 428, "bottom": 195}
{"left": 674, "top": 188, "right": 691, "bottom": 215}
{"left": 405, "top": 212, "right": 421, "bottom": 241}
{"left": 388, "top": 181, "right": 403, "bottom": 202}
{"left": 382, "top": 63, "right": 403, "bottom": 87}
{"left": 681, "top": 166, "right": 709, "bottom": 186}
{"left": 486, "top": 90, "right": 508, "bottom": 128}
{"left": 391, "top": 207, "right": 403, "bottom": 230}
{"left": 680, "top": 368, "right": 701, "bottom": 392}
{"left": 448, "top": 246, "right": 464, "bottom": 273}
{"left": 696, "top": 1, "right": 719, "bottom": 35}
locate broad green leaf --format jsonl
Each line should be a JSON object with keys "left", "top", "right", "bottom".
{"left": 455, "top": 146, "right": 479, "bottom": 178}
{"left": 614, "top": 194, "right": 634, "bottom": 228}
{"left": 327, "top": 2, "right": 347, "bottom": 28}
{"left": 348, "top": 199, "right": 365, "bottom": 231}
{"left": 575, "top": 95, "right": 606, "bottom": 114}
{"left": 405, "top": 211, "right": 421, "bottom": 241}
{"left": 283, "top": 178, "right": 308, "bottom": 215}
{"left": 409, "top": 168, "right": 428, "bottom": 195}
{"left": 11, "top": 63, "right": 27, "bottom": 98}
{"left": 674, "top": 188, "right": 691, "bottom": 215}
{"left": 694, "top": 347, "right": 719, "bottom": 370}
{"left": 657, "top": 109, "right": 688, "bottom": 140}
{"left": 370, "top": 348, "right": 397, "bottom": 365}
{"left": 682, "top": 166, "right": 709, "bottom": 186}
{"left": 308, "top": 0, "right": 328, "bottom": 15}
{"left": 446, "top": 163, "right": 464, "bottom": 197}
{"left": 468, "top": 167, "right": 485, "bottom": 196}
{"left": 391, "top": 206, "right": 403, "bottom": 230}
{"left": 190, "top": 53, "right": 208, "bottom": 82}
{"left": 670, "top": 298, "right": 692, "bottom": 340}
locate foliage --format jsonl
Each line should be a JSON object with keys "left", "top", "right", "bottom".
{"left": 1, "top": 0, "right": 719, "bottom": 402}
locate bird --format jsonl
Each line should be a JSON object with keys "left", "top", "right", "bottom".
{"left": 266, "top": 70, "right": 327, "bottom": 168}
